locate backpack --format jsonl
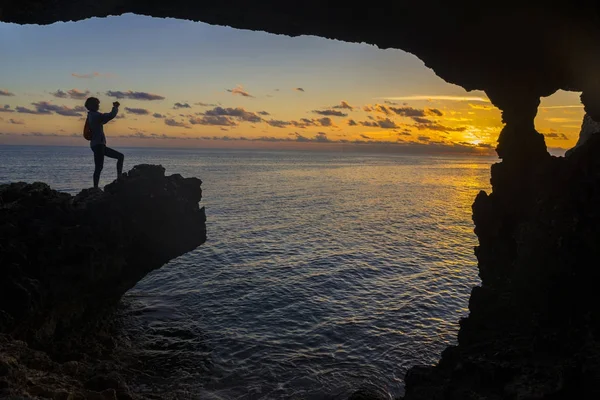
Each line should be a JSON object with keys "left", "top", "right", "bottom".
{"left": 83, "top": 116, "right": 92, "bottom": 141}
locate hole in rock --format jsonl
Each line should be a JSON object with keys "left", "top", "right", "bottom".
{"left": 536, "top": 89, "right": 584, "bottom": 156}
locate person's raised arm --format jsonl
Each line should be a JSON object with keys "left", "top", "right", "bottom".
{"left": 101, "top": 101, "right": 120, "bottom": 124}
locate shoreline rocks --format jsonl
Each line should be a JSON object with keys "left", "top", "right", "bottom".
{"left": 0, "top": 164, "right": 206, "bottom": 398}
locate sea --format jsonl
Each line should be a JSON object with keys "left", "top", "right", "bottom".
{"left": 0, "top": 145, "right": 496, "bottom": 399}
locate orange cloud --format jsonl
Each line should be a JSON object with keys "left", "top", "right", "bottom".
{"left": 227, "top": 85, "right": 254, "bottom": 98}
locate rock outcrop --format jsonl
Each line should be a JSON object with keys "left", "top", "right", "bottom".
{"left": 0, "top": 334, "right": 138, "bottom": 400}
{"left": 0, "top": 164, "right": 206, "bottom": 398}
{"left": 401, "top": 134, "right": 600, "bottom": 399}
{"left": 0, "top": 164, "right": 206, "bottom": 351}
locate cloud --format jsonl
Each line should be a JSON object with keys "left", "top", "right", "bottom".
{"left": 332, "top": 101, "right": 353, "bottom": 110}
{"left": 468, "top": 103, "right": 494, "bottom": 110}
{"left": 397, "top": 130, "right": 412, "bottom": 136}
{"left": 106, "top": 90, "right": 165, "bottom": 101}
{"left": 413, "top": 119, "right": 467, "bottom": 132}
{"left": 9, "top": 118, "right": 25, "bottom": 125}
{"left": 363, "top": 104, "right": 393, "bottom": 115}
{"left": 51, "top": 90, "right": 68, "bottom": 99}
{"left": 195, "top": 102, "right": 217, "bottom": 107}
{"left": 314, "top": 132, "right": 331, "bottom": 142}
{"left": 412, "top": 116, "right": 431, "bottom": 124}
{"left": 16, "top": 106, "right": 50, "bottom": 115}
{"left": 67, "top": 89, "right": 91, "bottom": 100}
{"left": 290, "top": 132, "right": 331, "bottom": 142}
{"left": 174, "top": 102, "right": 191, "bottom": 109}
{"left": 363, "top": 104, "right": 441, "bottom": 120}
{"left": 266, "top": 119, "right": 290, "bottom": 128}
{"left": 418, "top": 135, "right": 431, "bottom": 142}
{"left": 316, "top": 117, "right": 334, "bottom": 127}
{"left": 376, "top": 118, "right": 399, "bottom": 129}
{"left": 360, "top": 121, "right": 378, "bottom": 127}
{"left": 389, "top": 106, "right": 426, "bottom": 118}
{"left": 295, "top": 118, "right": 334, "bottom": 128}
{"left": 117, "top": 131, "right": 171, "bottom": 140}
{"left": 312, "top": 109, "right": 348, "bottom": 117}
{"left": 0, "top": 105, "right": 14, "bottom": 113}
{"left": 360, "top": 134, "right": 371, "bottom": 139}
{"left": 71, "top": 72, "right": 112, "bottom": 79}
{"left": 124, "top": 107, "right": 150, "bottom": 115}
{"left": 295, "top": 88, "right": 305, "bottom": 92}
{"left": 348, "top": 119, "right": 357, "bottom": 126}
{"left": 0, "top": 90, "right": 15, "bottom": 97}
{"left": 51, "top": 88, "right": 91, "bottom": 100}
{"left": 295, "top": 118, "right": 318, "bottom": 127}
{"left": 258, "top": 111, "right": 270, "bottom": 116}
{"left": 358, "top": 117, "right": 399, "bottom": 129}
{"left": 378, "top": 95, "right": 490, "bottom": 102}
{"left": 543, "top": 132, "right": 569, "bottom": 140}
{"left": 364, "top": 108, "right": 466, "bottom": 133}
{"left": 264, "top": 117, "right": 337, "bottom": 129}
{"left": 152, "top": 113, "right": 165, "bottom": 119}
{"left": 426, "top": 108, "right": 443, "bottom": 116}
{"left": 226, "top": 85, "right": 254, "bottom": 98}
{"left": 295, "top": 133, "right": 310, "bottom": 142}
{"left": 164, "top": 118, "right": 190, "bottom": 128}
{"left": 204, "top": 106, "right": 262, "bottom": 123}
{"left": 189, "top": 115, "right": 237, "bottom": 126}
{"left": 27, "top": 101, "right": 85, "bottom": 117}
{"left": 20, "top": 132, "right": 58, "bottom": 137}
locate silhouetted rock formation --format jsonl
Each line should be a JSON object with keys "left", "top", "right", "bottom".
{"left": 0, "top": 164, "right": 206, "bottom": 398}
{"left": 400, "top": 134, "right": 600, "bottom": 399}
{"left": 5, "top": 2, "right": 600, "bottom": 398}
{"left": 0, "top": 164, "right": 206, "bottom": 349}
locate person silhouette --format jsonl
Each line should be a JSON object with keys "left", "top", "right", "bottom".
{"left": 84, "top": 97, "right": 124, "bottom": 188}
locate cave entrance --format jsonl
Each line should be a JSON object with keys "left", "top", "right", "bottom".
{"left": 535, "top": 90, "right": 584, "bottom": 156}
{"left": 2, "top": 13, "right": 508, "bottom": 400}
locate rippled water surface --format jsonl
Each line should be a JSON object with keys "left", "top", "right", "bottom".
{"left": 0, "top": 145, "right": 495, "bottom": 399}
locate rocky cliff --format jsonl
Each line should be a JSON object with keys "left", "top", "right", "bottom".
{"left": 400, "top": 134, "right": 600, "bottom": 399}
{"left": 0, "top": 164, "right": 206, "bottom": 398}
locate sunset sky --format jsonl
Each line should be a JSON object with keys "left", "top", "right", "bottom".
{"left": 0, "top": 13, "right": 585, "bottom": 153}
